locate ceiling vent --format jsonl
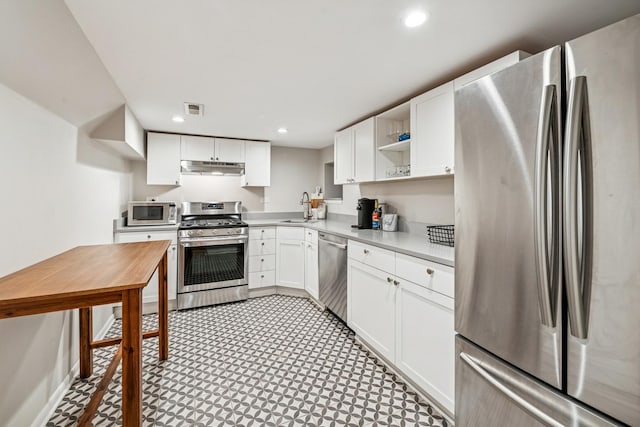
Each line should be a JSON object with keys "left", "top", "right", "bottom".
{"left": 184, "top": 102, "right": 204, "bottom": 117}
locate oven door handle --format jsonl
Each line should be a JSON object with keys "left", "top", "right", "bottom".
{"left": 180, "top": 235, "right": 248, "bottom": 247}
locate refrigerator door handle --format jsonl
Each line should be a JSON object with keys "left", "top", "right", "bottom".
{"left": 460, "top": 352, "right": 564, "bottom": 427}
{"left": 534, "top": 84, "right": 561, "bottom": 328}
{"left": 563, "top": 76, "right": 594, "bottom": 340}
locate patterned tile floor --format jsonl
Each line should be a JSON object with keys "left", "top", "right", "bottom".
{"left": 47, "top": 295, "right": 450, "bottom": 426}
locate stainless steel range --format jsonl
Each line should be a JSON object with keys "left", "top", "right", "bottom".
{"left": 177, "top": 201, "right": 248, "bottom": 310}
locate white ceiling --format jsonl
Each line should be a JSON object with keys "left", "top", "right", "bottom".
{"left": 64, "top": 0, "right": 640, "bottom": 148}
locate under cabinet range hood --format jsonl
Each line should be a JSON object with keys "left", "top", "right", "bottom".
{"left": 180, "top": 160, "right": 245, "bottom": 176}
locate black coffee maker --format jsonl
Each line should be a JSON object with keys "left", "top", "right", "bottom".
{"left": 353, "top": 198, "right": 377, "bottom": 229}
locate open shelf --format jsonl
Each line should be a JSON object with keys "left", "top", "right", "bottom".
{"left": 378, "top": 139, "right": 410, "bottom": 152}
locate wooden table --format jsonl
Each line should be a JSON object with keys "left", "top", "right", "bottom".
{"left": 0, "top": 241, "right": 171, "bottom": 426}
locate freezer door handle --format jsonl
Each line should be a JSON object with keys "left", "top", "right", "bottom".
{"left": 534, "top": 84, "right": 561, "bottom": 328}
{"left": 563, "top": 75, "right": 594, "bottom": 340}
{"left": 460, "top": 352, "right": 564, "bottom": 427}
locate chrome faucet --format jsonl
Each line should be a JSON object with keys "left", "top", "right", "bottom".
{"left": 301, "top": 192, "right": 311, "bottom": 220}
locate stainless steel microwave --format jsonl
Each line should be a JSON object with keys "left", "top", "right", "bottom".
{"left": 127, "top": 201, "right": 177, "bottom": 226}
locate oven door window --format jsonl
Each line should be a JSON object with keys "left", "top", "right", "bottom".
{"left": 183, "top": 243, "right": 244, "bottom": 286}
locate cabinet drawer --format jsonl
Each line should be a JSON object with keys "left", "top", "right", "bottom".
{"left": 304, "top": 228, "right": 318, "bottom": 244}
{"left": 249, "top": 254, "right": 276, "bottom": 272}
{"left": 249, "top": 270, "right": 275, "bottom": 288}
{"left": 249, "top": 227, "right": 276, "bottom": 240}
{"left": 249, "top": 239, "right": 276, "bottom": 256}
{"left": 348, "top": 240, "right": 395, "bottom": 274}
{"left": 277, "top": 226, "right": 304, "bottom": 240}
{"left": 395, "top": 253, "right": 454, "bottom": 298}
{"left": 115, "top": 230, "right": 177, "bottom": 245}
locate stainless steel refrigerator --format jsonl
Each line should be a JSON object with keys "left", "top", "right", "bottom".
{"left": 455, "top": 14, "right": 640, "bottom": 426}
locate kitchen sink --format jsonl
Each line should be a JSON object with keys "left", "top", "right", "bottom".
{"left": 280, "top": 219, "right": 319, "bottom": 223}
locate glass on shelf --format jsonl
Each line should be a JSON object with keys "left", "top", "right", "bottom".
{"left": 386, "top": 164, "right": 411, "bottom": 178}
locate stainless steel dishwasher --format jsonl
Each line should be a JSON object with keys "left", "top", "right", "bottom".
{"left": 318, "top": 232, "right": 348, "bottom": 322}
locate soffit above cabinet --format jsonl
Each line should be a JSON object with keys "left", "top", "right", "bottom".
{"left": 91, "top": 104, "right": 145, "bottom": 160}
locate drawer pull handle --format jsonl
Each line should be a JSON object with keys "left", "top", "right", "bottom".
{"left": 393, "top": 280, "right": 399, "bottom": 286}
{"left": 387, "top": 277, "right": 393, "bottom": 283}
{"left": 261, "top": 230, "right": 265, "bottom": 233}
{"left": 261, "top": 274, "right": 264, "bottom": 278}
{"left": 261, "top": 258, "right": 264, "bottom": 262}
{"left": 363, "top": 249, "right": 370, "bottom": 254}
{"left": 261, "top": 242, "right": 265, "bottom": 246}
{"left": 426, "top": 268, "right": 434, "bottom": 275}
{"left": 147, "top": 235, "right": 151, "bottom": 239}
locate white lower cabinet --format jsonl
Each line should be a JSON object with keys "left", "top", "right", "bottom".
{"left": 347, "top": 259, "right": 397, "bottom": 362}
{"left": 248, "top": 227, "right": 276, "bottom": 289}
{"left": 114, "top": 230, "right": 178, "bottom": 304}
{"left": 276, "top": 239, "right": 305, "bottom": 289}
{"left": 347, "top": 240, "right": 455, "bottom": 414}
{"left": 304, "top": 241, "right": 319, "bottom": 300}
{"left": 395, "top": 279, "right": 455, "bottom": 414}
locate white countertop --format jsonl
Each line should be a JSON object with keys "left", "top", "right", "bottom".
{"left": 244, "top": 218, "right": 455, "bottom": 267}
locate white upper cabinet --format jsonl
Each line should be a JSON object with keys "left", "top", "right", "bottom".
{"left": 180, "top": 135, "right": 215, "bottom": 161}
{"left": 147, "top": 132, "right": 181, "bottom": 186}
{"left": 410, "top": 82, "right": 455, "bottom": 178}
{"left": 180, "top": 135, "right": 245, "bottom": 162}
{"left": 214, "top": 138, "right": 245, "bottom": 163}
{"left": 334, "top": 127, "right": 353, "bottom": 184}
{"left": 242, "top": 141, "right": 270, "bottom": 187}
{"left": 453, "top": 50, "right": 530, "bottom": 90}
{"left": 352, "top": 118, "right": 375, "bottom": 182}
{"left": 334, "top": 117, "right": 375, "bottom": 184}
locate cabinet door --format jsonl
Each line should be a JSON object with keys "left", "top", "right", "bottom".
{"left": 248, "top": 239, "right": 276, "bottom": 256}
{"left": 353, "top": 117, "right": 375, "bottom": 182}
{"left": 347, "top": 259, "right": 396, "bottom": 362}
{"left": 305, "top": 242, "right": 319, "bottom": 300}
{"left": 114, "top": 232, "right": 178, "bottom": 304}
{"left": 396, "top": 279, "right": 455, "bottom": 413}
{"left": 167, "top": 244, "right": 178, "bottom": 300}
{"left": 147, "top": 133, "right": 181, "bottom": 185}
{"left": 180, "top": 135, "right": 215, "bottom": 161}
{"left": 214, "top": 138, "right": 245, "bottom": 162}
{"left": 242, "top": 141, "right": 271, "bottom": 186}
{"left": 334, "top": 127, "right": 353, "bottom": 184}
{"left": 410, "top": 82, "right": 455, "bottom": 177}
{"left": 276, "top": 239, "right": 305, "bottom": 289}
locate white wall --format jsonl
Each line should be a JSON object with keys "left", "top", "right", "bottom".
{"left": 319, "top": 144, "right": 455, "bottom": 223}
{"left": 0, "top": 83, "right": 132, "bottom": 426}
{"left": 360, "top": 177, "right": 454, "bottom": 224}
{"left": 132, "top": 145, "right": 323, "bottom": 213}
{"left": 264, "top": 146, "right": 323, "bottom": 212}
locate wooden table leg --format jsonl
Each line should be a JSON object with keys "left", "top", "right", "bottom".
{"left": 122, "top": 288, "right": 142, "bottom": 427}
{"left": 158, "top": 251, "right": 169, "bottom": 360}
{"left": 79, "top": 307, "right": 93, "bottom": 378}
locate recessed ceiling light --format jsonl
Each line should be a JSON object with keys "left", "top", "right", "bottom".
{"left": 277, "top": 127, "right": 288, "bottom": 134}
{"left": 404, "top": 11, "right": 427, "bottom": 28}
{"left": 172, "top": 116, "right": 184, "bottom": 123}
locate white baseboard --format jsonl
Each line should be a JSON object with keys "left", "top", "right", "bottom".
{"left": 31, "top": 313, "right": 115, "bottom": 427}
{"left": 31, "top": 361, "right": 80, "bottom": 427}
{"left": 95, "top": 313, "right": 116, "bottom": 340}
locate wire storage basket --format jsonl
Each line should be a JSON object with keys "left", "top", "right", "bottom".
{"left": 426, "top": 225, "right": 454, "bottom": 247}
